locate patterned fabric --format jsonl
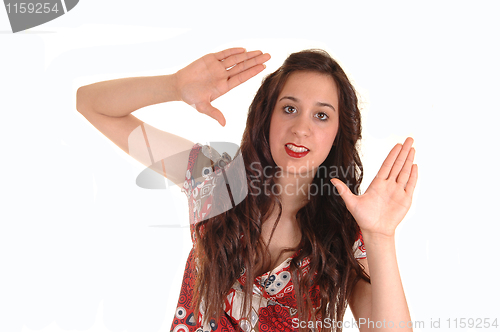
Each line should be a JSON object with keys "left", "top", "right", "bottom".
{"left": 171, "top": 144, "right": 366, "bottom": 332}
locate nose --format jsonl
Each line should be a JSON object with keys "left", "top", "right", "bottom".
{"left": 291, "top": 113, "right": 311, "bottom": 137}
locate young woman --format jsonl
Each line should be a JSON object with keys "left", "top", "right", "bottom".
{"left": 77, "top": 47, "right": 417, "bottom": 332}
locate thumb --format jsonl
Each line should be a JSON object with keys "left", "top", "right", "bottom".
{"left": 330, "top": 178, "right": 356, "bottom": 209}
{"left": 196, "top": 102, "right": 226, "bottom": 127}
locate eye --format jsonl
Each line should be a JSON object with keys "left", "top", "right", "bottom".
{"left": 283, "top": 105, "right": 297, "bottom": 114}
{"left": 315, "top": 112, "right": 329, "bottom": 121}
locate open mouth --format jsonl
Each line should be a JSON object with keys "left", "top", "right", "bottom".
{"left": 285, "top": 143, "right": 310, "bottom": 158}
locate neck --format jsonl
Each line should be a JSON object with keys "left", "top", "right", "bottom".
{"left": 271, "top": 170, "right": 315, "bottom": 218}
{"left": 258, "top": 172, "right": 313, "bottom": 265}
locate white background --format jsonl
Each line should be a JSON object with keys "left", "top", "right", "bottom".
{"left": 1, "top": 1, "right": 499, "bottom": 331}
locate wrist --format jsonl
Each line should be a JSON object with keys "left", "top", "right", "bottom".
{"left": 166, "top": 73, "right": 182, "bottom": 102}
{"left": 360, "top": 230, "right": 396, "bottom": 245}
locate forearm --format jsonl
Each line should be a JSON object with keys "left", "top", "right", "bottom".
{"left": 363, "top": 232, "right": 412, "bottom": 331}
{"left": 77, "top": 74, "right": 180, "bottom": 117}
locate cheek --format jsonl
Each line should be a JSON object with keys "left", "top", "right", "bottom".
{"left": 331, "top": 128, "right": 339, "bottom": 145}
{"left": 319, "top": 126, "right": 338, "bottom": 157}
{"left": 329, "top": 120, "right": 339, "bottom": 143}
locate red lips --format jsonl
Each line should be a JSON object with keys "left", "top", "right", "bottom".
{"left": 285, "top": 143, "right": 310, "bottom": 158}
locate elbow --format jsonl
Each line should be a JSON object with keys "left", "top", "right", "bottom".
{"left": 76, "top": 86, "right": 90, "bottom": 114}
{"left": 76, "top": 87, "right": 84, "bottom": 113}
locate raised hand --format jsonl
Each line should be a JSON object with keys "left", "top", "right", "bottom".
{"left": 175, "top": 48, "right": 271, "bottom": 126}
{"left": 330, "top": 137, "right": 418, "bottom": 237}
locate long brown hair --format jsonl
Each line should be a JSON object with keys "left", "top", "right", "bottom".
{"left": 193, "top": 49, "right": 369, "bottom": 331}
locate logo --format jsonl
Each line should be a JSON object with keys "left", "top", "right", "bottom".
{"left": 136, "top": 142, "right": 248, "bottom": 224}
{"left": 4, "top": 0, "right": 79, "bottom": 33}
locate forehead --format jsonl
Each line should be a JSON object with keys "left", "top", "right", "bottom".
{"left": 278, "top": 71, "right": 339, "bottom": 104}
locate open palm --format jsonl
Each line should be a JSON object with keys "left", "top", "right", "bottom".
{"left": 175, "top": 48, "right": 271, "bottom": 126}
{"left": 331, "top": 137, "right": 418, "bottom": 237}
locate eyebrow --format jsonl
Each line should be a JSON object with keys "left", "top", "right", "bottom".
{"left": 278, "top": 96, "right": 337, "bottom": 112}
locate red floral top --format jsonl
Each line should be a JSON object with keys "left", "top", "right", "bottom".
{"left": 170, "top": 144, "right": 366, "bottom": 332}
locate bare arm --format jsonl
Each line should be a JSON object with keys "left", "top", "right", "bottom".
{"left": 77, "top": 74, "right": 181, "bottom": 119}
{"left": 76, "top": 48, "right": 271, "bottom": 187}
{"left": 77, "top": 74, "right": 194, "bottom": 187}
{"left": 332, "top": 138, "right": 418, "bottom": 331}
{"left": 349, "top": 239, "right": 412, "bottom": 332}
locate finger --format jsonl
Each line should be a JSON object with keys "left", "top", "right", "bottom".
{"left": 220, "top": 50, "right": 264, "bottom": 69}
{"left": 388, "top": 137, "right": 414, "bottom": 180}
{"left": 227, "top": 63, "right": 267, "bottom": 91}
{"left": 404, "top": 164, "right": 418, "bottom": 196}
{"left": 197, "top": 102, "right": 226, "bottom": 127}
{"left": 330, "top": 178, "right": 356, "bottom": 210}
{"left": 226, "top": 53, "right": 271, "bottom": 77}
{"left": 376, "top": 143, "right": 402, "bottom": 180}
{"left": 396, "top": 147, "right": 415, "bottom": 185}
{"left": 213, "top": 47, "right": 246, "bottom": 61}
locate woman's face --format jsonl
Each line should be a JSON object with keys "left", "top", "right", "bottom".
{"left": 269, "top": 71, "right": 340, "bottom": 177}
